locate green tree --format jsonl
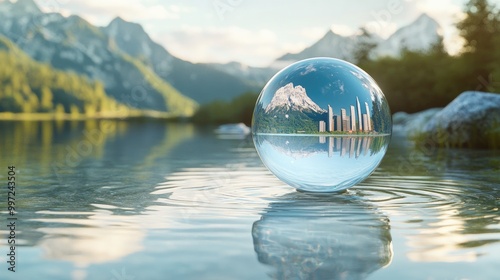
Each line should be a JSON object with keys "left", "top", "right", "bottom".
{"left": 354, "top": 28, "right": 378, "bottom": 65}
{"left": 191, "top": 92, "right": 258, "bottom": 125}
{"left": 70, "top": 105, "right": 80, "bottom": 117}
{"left": 55, "top": 104, "right": 65, "bottom": 115}
{"left": 40, "top": 86, "right": 53, "bottom": 112}
{"left": 0, "top": 38, "right": 132, "bottom": 115}
{"left": 457, "top": 0, "right": 500, "bottom": 89}
{"left": 229, "top": 92, "right": 259, "bottom": 126}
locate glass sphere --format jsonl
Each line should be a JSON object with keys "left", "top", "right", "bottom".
{"left": 252, "top": 57, "right": 391, "bottom": 193}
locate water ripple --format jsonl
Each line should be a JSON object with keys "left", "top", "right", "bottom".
{"left": 152, "top": 166, "right": 288, "bottom": 210}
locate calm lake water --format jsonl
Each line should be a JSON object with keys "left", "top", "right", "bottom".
{"left": 0, "top": 120, "right": 499, "bottom": 280}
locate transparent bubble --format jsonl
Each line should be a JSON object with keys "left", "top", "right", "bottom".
{"left": 252, "top": 58, "right": 391, "bottom": 192}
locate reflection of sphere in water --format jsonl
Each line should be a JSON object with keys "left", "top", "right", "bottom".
{"left": 252, "top": 193, "right": 393, "bottom": 279}
{"left": 252, "top": 58, "right": 391, "bottom": 192}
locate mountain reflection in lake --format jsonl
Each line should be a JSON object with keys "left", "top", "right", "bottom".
{"left": 0, "top": 121, "right": 498, "bottom": 280}
{"left": 254, "top": 134, "right": 390, "bottom": 192}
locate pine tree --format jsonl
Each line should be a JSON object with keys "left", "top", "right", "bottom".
{"left": 457, "top": 0, "right": 500, "bottom": 88}
{"left": 40, "top": 86, "right": 53, "bottom": 112}
{"left": 354, "top": 28, "right": 378, "bottom": 65}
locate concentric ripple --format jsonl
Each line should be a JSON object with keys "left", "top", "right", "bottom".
{"left": 148, "top": 136, "right": 500, "bottom": 268}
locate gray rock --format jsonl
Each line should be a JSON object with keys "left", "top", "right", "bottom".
{"left": 420, "top": 91, "right": 500, "bottom": 149}
{"left": 392, "top": 111, "right": 410, "bottom": 126}
{"left": 393, "top": 108, "right": 442, "bottom": 137}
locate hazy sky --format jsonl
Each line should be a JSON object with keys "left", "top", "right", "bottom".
{"left": 34, "top": 0, "right": 500, "bottom": 67}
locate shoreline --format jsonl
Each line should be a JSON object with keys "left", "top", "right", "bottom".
{"left": 0, "top": 112, "right": 186, "bottom": 121}
{"left": 255, "top": 133, "right": 391, "bottom": 137}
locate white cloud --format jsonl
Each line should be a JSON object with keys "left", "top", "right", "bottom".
{"left": 298, "top": 27, "right": 327, "bottom": 40}
{"left": 281, "top": 42, "right": 310, "bottom": 55}
{"left": 154, "top": 26, "right": 285, "bottom": 66}
{"left": 32, "top": 0, "right": 487, "bottom": 65}
{"left": 330, "top": 24, "right": 356, "bottom": 37}
{"left": 43, "top": 0, "right": 191, "bottom": 26}
{"left": 364, "top": 20, "right": 398, "bottom": 39}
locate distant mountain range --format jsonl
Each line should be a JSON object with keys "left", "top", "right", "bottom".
{"left": 0, "top": 0, "right": 198, "bottom": 115}
{"left": 103, "top": 17, "right": 264, "bottom": 104}
{"left": 0, "top": 0, "right": 442, "bottom": 116}
{"left": 275, "top": 14, "right": 442, "bottom": 65}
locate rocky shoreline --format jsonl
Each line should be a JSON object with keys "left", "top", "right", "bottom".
{"left": 393, "top": 91, "right": 500, "bottom": 149}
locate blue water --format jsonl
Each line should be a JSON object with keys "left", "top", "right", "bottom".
{"left": 0, "top": 121, "right": 499, "bottom": 280}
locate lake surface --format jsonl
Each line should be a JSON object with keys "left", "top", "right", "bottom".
{"left": 0, "top": 120, "right": 499, "bottom": 280}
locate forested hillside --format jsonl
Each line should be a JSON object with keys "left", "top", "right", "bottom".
{"left": 0, "top": 36, "right": 129, "bottom": 115}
